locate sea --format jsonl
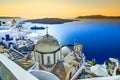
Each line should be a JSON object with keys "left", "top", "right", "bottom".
{"left": 0, "top": 18, "right": 120, "bottom": 64}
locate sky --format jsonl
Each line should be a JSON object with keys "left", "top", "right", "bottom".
{"left": 0, "top": 0, "right": 120, "bottom": 19}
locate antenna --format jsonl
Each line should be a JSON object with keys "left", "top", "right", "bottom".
{"left": 46, "top": 26, "right": 48, "bottom": 34}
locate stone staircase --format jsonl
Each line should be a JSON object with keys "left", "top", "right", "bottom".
{"left": 9, "top": 48, "right": 24, "bottom": 60}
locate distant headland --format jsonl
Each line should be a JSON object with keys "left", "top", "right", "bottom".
{"left": 0, "top": 16, "right": 21, "bottom": 19}
{"left": 23, "top": 18, "right": 78, "bottom": 24}
{"left": 76, "top": 15, "right": 120, "bottom": 19}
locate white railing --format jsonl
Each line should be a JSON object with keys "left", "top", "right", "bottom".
{"left": 71, "top": 62, "right": 85, "bottom": 80}
{"left": 82, "top": 76, "right": 120, "bottom": 80}
{"left": 10, "top": 47, "right": 24, "bottom": 56}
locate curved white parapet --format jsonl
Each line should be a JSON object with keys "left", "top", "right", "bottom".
{"left": 90, "top": 64, "right": 108, "bottom": 76}
{"left": 29, "top": 70, "right": 60, "bottom": 80}
{"left": 0, "top": 54, "right": 38, "bottom": 80}
{"left": 109, "top": 58, "right": 119, "bottom": 76}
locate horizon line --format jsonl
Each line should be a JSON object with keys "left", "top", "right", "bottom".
{"left": 0, "top": 14, "right": 120, "bottom": 19}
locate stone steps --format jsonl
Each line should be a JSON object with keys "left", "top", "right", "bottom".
{"left": 9, "top": 49, "right": 24, "bottom": 60}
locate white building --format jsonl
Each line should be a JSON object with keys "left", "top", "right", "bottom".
{"left": 33, "top": 27, "right": 85, "bottom": 80}
{"left": 34, "top": 33, "right": 62, "bottom": 71}
{"left": 0, "top": 26, "right": 86, "bottom": 80}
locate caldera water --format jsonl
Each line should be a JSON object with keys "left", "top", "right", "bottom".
{"left": 1, "top": 19, "right": 120, "bottom": 64}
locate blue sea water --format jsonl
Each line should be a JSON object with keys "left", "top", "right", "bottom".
{"left": 32, "top": 19, "right": 120, "bottom": 64}
{"left": 1, "top": 19, "right": 120, "bottom": 64}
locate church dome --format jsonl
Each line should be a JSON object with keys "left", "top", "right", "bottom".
{"left": 35, "top": 34, "right": 60, "bottom": 53}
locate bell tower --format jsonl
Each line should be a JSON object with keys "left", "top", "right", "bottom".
{"left": 74, "top": 44, "right": 82, "bottom": 55}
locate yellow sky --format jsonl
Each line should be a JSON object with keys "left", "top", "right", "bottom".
{"left": 0, "top": 0, "right": 120, "bottom": 19}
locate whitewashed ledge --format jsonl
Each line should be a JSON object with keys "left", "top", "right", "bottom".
{"left": 0, "top": 54, "right": 38, "bottom": 80}
{"left": 77, "top": 75, "right": 120, "bottom": 80}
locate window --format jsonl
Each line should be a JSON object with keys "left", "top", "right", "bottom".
{"left": 47, "top": 56, "right": 50, "bottom": 65}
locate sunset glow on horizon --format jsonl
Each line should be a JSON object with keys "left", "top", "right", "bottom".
{"left": 0, "top": 0, "right": 120, "bottom": 19}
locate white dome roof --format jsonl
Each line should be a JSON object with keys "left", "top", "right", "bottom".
{"left": 61, "top": 46, "right": 71, "bottom": 57}
{"left": 29, "top": 70, "right": 60, "bottom": 80}
{"left": 35, "top": 34, "right": 60, "bottom": 53}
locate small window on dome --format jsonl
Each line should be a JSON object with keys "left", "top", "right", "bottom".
{"left": 47, "top": 56, "right": 51, "bottom": 65}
